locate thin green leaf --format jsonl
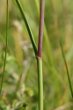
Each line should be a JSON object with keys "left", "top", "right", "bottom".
{"left": 15, "top": 0, "right": 37, "bottom": 55}
{"left": 60, "top": 40, "right": 73, "bottom": 99}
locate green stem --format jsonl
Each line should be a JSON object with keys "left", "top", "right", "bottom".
{"left": 37, "top": 57, "right": 43, "bottom": 110}
{"left": 0, "top": 0, "right": 8, "bottom": 96}
{"left": 37, "top": 0, "right": 45, "bottom": 110}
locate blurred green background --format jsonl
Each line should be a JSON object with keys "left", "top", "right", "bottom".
{"left": 0, "top": 0, "right": 73, "bottom": 110}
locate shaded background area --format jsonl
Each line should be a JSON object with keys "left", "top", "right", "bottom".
{"left": 0, "top": 0, "right": 73, "bottom": 109}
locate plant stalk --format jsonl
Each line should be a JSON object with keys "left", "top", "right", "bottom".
{"left": 38, "top": 0, "right": 45, "bottom": 57}
{"left": 37, "top": 57, "right": 43, "bottom": 110}
{"left": 15, "top": 0, "right": 45, "bottom": 109}
{"left": 37, "top": 0, "right": 45, "bottom": 110}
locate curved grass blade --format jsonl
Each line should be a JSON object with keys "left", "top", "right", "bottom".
{"left": 60, "top": 40, "right": 73, "bottom": 99}
{"left": 0, "top": 0, "right": 8, "bottom": 96}
{"left": 15, "top": 0, "right": 37, "bottom": 55}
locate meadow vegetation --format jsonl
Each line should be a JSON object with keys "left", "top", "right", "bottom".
{"left": 0, "top": 0, "right": 73, "bottom": 110}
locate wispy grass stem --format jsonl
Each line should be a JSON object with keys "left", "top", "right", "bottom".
{"left": 60, "top": 41, "right": 73, "bottom": 99}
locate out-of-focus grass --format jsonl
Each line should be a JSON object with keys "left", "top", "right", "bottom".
{"left": 0, "top": 0, "right": 73, "bottom": 110}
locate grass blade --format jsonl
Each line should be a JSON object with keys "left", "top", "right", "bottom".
{"left": 15, "top": 0, "right": 37, "bottom": 55}
{"left": 60, "top": 41, "right": 73, "bottom": 99}
{"left": 0, "top": 0, "right": 8, "bottom": 96}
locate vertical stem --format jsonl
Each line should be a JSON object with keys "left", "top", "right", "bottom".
{"left": 0, "top": 0, "right": 8, "bottom": 96}
{"left": 37, "top": 57, "right": 43, "bottom": 110}
{"left": 37, "top": 0, "right": 45, "bottom": 110}
{"left": 38, "top": 0, "right": 45, "bottom": 57}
